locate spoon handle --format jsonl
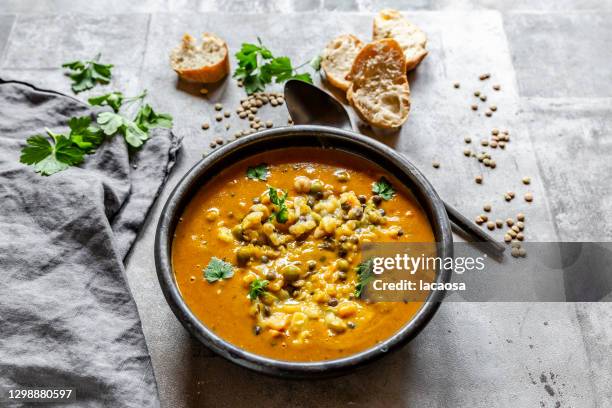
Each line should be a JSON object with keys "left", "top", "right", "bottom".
{"left": 444, "top": 202, "right": 506, "bottom": 260}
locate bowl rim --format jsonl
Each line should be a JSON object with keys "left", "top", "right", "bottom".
{"left": 154, "top": 125, "right": 453, "bottom": 378}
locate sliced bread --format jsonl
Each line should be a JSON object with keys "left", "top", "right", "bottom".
{"left": 346, "top": 39, "right": 410, "bottom": 129}
{"left": 170, "top": 33, "right": 230, "bottom": 83}
{"left": 320, "top": 34, "right": 364, "bottom": 92}
{"left": 373, "top": 9, "right": 428, "bottom": 71}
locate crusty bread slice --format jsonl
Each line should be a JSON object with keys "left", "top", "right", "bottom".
{"left": 170, "top": 33, "right": 230, "bottom": 83}
{"left": 320, "top": 34, "right": 364, "bottom": 92}
{"left": 373, "top": 9, "right": 428, "bottom": 71}
{"left": 346, "top": 39, "right": 410, "bottom": 129}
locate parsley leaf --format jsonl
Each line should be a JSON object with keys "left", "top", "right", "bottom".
{"left": 134, "top": 104, "right": 173, "bottom": 132}
{"left": 20, "top": 129, "right": 85, "bottom": 176}
{"left": 68, "top": 116, "right": 105, "bottom": 152}
{"left": 248, "top": 278, "right": 269, "bottom": 300}
{"left": 203, "top": 257, "right": 235, "bottom": 283}
{"left": 268, "top": 186, "right": 289, "bottom": 223}
{"left": 246, "top": 163, "right": 269, "bottom": 181}
{"left": 97, "top": 112, "right": 124, "bottom": 136}
{"left": 88, "top": 92, "right": 124, "bottom": 112}
{"left": 355, "top": 258, "right": 374, "bottom": 298}
{"left": 234, "top": 39, "right": 313, "bottom": 95}
{"left": 372, "top": 177, "right": 395, "bottom": 200}
{"left": 310, "top": 55, "right": 322, "bottom": 71}
{"left": 62, "top": 53, "right": 113, "bottom": 93}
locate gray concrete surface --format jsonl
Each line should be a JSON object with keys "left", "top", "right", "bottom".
{"left": 1, "top": 1, "right": 611, "bottom": 407}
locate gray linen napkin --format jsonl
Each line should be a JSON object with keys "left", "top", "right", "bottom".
{"left": 0, "top": 79, "right": 180, "bottom": 407}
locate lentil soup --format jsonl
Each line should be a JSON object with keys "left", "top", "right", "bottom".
{"left": 172, "top": 148, "right": 434, "bottom": 361}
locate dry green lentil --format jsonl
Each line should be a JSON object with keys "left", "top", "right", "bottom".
{"left": 480, "top": 95, "right": 487, "bottom": 102}
{"left": 517, "top": 221, "right": 525, "bottom": 230}
{"left": 516, "top": 232, "right": 524, "bottom": 241}
{"left": 432, "top": 161, "right": 440, "bottom": 169}
{"left": 486, "top": 221, "right": 495, "bottom": 230}
{"left": 201, "top": 122, "right": 210, "bottom": 130}
{"left": 464, "top": 136, "right": 472, "bottom": 143}
{"left": 454, "top": 82, "right": 460, "bottom": 88}
{"left": 214, "top": 103, "right": 223, "bottom": 111}
{"left": 474, "top": 91, "right": 481, "bottom": 97}
{"left": 215, "top": 114, "right": 223, "bottom": 121}
{"left": 481, "top": 140, "right": 489, "bottom": 147}
{"left": 224, "top": 111, "right": 231, "bottom": 118}
{"left": 524, "top": 192, "right": 533, "bottom": 202}
{"left": 506, "top": 218, "right": 514, "bottom": 227}
{"left": 484, "top": 204, "right": 492, "bottom": 212}
{"left": 485, "top": 110, "right": 493, "bottom": 117}
{"left": 463, "top": 149, "right": 472, "bottom": 157}
{"left": 496, "top": 219, "right": 503, "bottom": 228}
{"left": 504, "top": 234, "right": 512, "bottom": 243}
{"left": 522, "top": 177, "right": 531, "bottom": 185}
{"left": 517, "top": 213, "right": 525, "bottom": 221}
{"left": 490, "top": 105, "right": 497, "bottom": 112}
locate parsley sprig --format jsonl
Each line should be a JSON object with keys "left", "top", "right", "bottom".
{"left": 62, "top": 53, "right": 113, "bottom": 93}
{"left": 372, "top": 177, "right": 395, "bottom": 200}
{"left": 268, "top": 186, "right": 289, "bottom": 223}
{"left": 204, "top": 257, "right": 235, "bottom": 283}
{"left": 355, "top": 259, "right": 374, "bottom": 298}
{"left": 20, "top": 86, "right": 172, "bottom": 176}
{"left": 248, "top": 278, "right": 269, "bottom": 301}
{"left": 246, "top": 163, "right": 269, "bottom": 181}
{"left": 234, "top": 38, "right": 313, "bottom": 94}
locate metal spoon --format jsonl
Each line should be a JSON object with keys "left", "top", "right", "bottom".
{"left": 284, "top": 79, "right": 505, "bottom": 259}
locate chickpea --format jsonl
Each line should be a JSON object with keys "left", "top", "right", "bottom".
{"left": 337, "top": 301, "right": 357, "bottom": 318}
{"left": 236, "top": 246, "right": 254, "bottom": 265}
{"left": 294, "top": 176, "right": 312, "bottom": 193}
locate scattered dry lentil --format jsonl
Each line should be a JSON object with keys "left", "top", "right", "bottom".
{"left": 479, "top": 73, "right": 491, "bottom": 80}
{"left": 454, "top": 82, "right": 461, "bottom": 88}
{"left": 215, "top": 114, "right": 223, "bottom": 121}
{"left": 475, "top": 175, "right": 483, "bottom": 184}
{"left": 214, "top": 103, "right": 223, "bottom": 111}
{"left": 484, "top": 204, "right": 492, "bottom": 212}
{"left": 480, "top": 95, "right": 487, "bottom": 102}
{"left": 485, "top": 110, "right": 493, "bottom": 117}
{"left": 471, "top": 104, "right": 478, "bottom": 111}
{"left": 464, "top": 136, "right": 472, "bottom": 143}
{"left": 490, "top": 105, "right": 497, "bottom": 112}
{"left": 506, "top": 218, "right": 514, "bottom": 227}
{"left": 474, "top": 91, "right": 481, "bottom": 97}
{"left": 432, "top": 161, "right": 440, "bottom": 169}
{"left": 496, "top": 219, "right": 503, "bottom": 228}
{"left": 517, "top": 213, "right": 525, "bottom": 221}
{"left": 493, "top": 84, "right": 501, "bottom": 91}
{"left": 522, "top": 177, "right": 531, "bottom": 185}
{"left": 201, "top": 122, "right": 210, "bottom": 130}
{"left": 524, "top": 192, "right": 533, "bottom": 202}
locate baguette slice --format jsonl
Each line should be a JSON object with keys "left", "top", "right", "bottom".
{"left": 347, "top": 39, "right": 410, "bottom": 129}
{"left": 170, "top": 33, "right": 230, "bottom": 83}
{"left": 373, "top": 9, "right": 428, "bottom": 71}
{"left": 320, "top": 34, "right": 364, "bottom": 92}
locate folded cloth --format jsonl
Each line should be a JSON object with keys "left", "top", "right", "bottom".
{"left": 0, "top": 80, "right": 181, "bottom": 407}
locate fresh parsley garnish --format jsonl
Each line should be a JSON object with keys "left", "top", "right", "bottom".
{"left": 246, "top": 163, "right": 269, "bottom": 181}
{"left": 268, "top": 186, "right": 289, "bottom": 223}
{"left": 19, "top": 129, "right": 85, "bottom": 176}
{"left": 96, "top": 102, "right": 172, "bottom": 148}
{"left": 233, "top": 38, "right": 313, "bottom": 94}
{"left": 88, "top": 90, "right": 148, "bottom": 113}
{"left": 20, "top": 82, "right": 173, "bottom": 175}
{"left": 62, "top": 53, "right": 113, "bottom": 93}
{"left": 372, "top": 177, "right": 395, "bottom": 200}
{"left": 88, "top": 92, "right": 124, "bottom": 112}
{"left": 203, "top": 257, "right": 235, "bottom": 283}
{"left": 66, "top": 116, "right": 105, "bottom": 152}
{"left": 355, "top": 258, "right": 374, "bottom": 298}
{"left": 310, "top": 55, "right": 322, "bottom": 71}
{"left": 248, "top": 278, "right": 269, "bottom": 300}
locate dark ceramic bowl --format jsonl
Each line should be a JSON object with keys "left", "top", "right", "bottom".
{"left": 155, "top": 125, "right": 453, "bottom": 378}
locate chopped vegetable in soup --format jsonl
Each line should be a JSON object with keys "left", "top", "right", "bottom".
{"left": 172, "top": 148, "right": 434, "bottom": 361}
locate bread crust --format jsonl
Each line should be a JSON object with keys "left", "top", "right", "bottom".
{"left": 170, "top": 33, "right": 230, "bottom": 83}
{"left": 373, "top": 9, "right": 428, "bottom": 71}
{"left": 321, "top": 34, "right": 364, "bottom": 92}
{"left": 347, "top": 39, "right": 411, "bottom": 129}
